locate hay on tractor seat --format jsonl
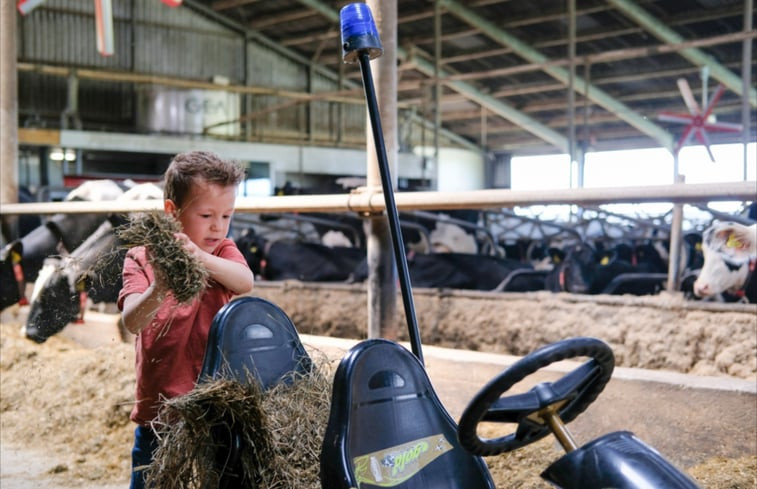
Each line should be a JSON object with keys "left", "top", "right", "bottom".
{"left": 146, "top": 360, "right": 332, "bottom": 489}
{"left": 117, "top": 212, "right": 209, "bottom": 304}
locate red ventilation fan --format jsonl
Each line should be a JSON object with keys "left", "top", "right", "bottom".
{"left": 658, "top": 78, "right": 743, "bottom": 162}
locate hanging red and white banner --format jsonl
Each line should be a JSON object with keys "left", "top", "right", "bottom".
{"left": 17, "top": 0, "right": 46, "bottom": 15}
{"left": 160, "top": 0, "right": 183, "bottom": 6}
{"left": 94, "top": 0, "right": 114, "bottom": 56}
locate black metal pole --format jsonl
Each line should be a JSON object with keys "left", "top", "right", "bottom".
{"left": 357, "top": 50, "right": 424, "bottom": 364}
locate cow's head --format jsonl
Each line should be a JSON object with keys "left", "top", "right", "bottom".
{"left": 24, "top": 218, "right": 124, "bottom": 343}
{"left": 693, "top": 222, "right": 757, "bottom": 298}
{"left": 554, "top": 243, "right": 597, "bottom": 294}
{"left": 24, "top": 258, "right": 80, "bottom": 343}
{"left": 235, "top": 229, "right": 266, "bottom": 276}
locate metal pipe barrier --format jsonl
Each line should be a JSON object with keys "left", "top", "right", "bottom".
{"left": 1, "top": 181, "right": 754, "bottom": 216}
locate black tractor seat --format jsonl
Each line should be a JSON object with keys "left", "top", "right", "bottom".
{"left": 320, "top": 338, "right": 495, "bottom": 489}
{"left": 198, "top": 296, "right": 312, "bottom": 489}
{"left": 199, "top": 296, "right": 312, "bottom": 387}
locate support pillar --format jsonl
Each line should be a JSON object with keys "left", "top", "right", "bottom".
{"left": 742, "top": 0, "right": 753, "bottom": 180}
{"left": 1, "top": 0, "right": 19, "bottom": 242}
{"left": 365, "top": 0, "right": 398, "bottom": 341}
{"left": 666, "top": 174, "right": 685, "bottom": 293}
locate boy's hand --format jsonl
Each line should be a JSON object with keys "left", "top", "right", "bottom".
{"left": 174, "top": 232, "right": 205, "bottom": 262}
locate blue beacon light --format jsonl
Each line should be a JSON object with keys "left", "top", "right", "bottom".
{"left": 340, "top": 3, "right": 383, "bottom": 63}
{"left": 338, "top": 3, "right": 424, "bottom": 363}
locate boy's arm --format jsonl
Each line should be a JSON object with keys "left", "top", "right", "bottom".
{"left": 121, "top": 280, "right": 169, "bottom": 334}
{"left": 201, "top": 252, "right": 255, "bottom": 295}
{"left": 175, "top": 234, "right": 254, "bottom": 295}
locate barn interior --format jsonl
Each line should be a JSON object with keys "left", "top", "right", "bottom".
{"left": 1, "top": 2, "right": 756, "bottom": 488}
{"left": 4, "top": 0, "right": 755, "bottom": 192}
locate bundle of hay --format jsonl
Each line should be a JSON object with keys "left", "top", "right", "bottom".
{"left": 117, "top": 212, "right": 209, "bottom": 303}
{"left": 146, "top": 366, "right": 331, "bottom": 489}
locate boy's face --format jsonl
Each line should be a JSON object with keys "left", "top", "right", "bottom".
{"left": 165, "top": 180, "right": 237, "bottom": 254}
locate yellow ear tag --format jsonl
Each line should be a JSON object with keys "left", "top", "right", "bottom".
{"left": 600, "top": 255, "right": 610, "bottom": 266}
{"left": 725, "top": 233, "right": 743, "bottom": 249}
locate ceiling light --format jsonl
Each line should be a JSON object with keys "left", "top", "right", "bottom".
{"left": 50, "top": 148, "right": 64, "bottom": 161}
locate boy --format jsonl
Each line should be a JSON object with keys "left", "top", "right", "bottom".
{"left": 118, "top": 151, "right": 254, "bottom": 489}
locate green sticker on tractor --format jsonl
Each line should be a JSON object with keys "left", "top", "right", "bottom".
{"left": 352, "top": 433, "right": 453, "bottom": 487}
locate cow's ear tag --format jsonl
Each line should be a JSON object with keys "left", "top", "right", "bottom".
{"left": 600, "top": 255, "right": 610, "bottom": 266}
{"left": 725, "top": 233, "right": 743, "bottom": 249}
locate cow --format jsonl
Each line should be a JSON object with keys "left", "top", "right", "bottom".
{"left": 429, "top": 221, "right": 478, "bottom": 254}
{"left": 545, "top": 242, "right": 598, "bottom": 294}
{"left": 405, "top": 253, "right": 533, "bottom": 291}
{"left": 545, "top": 241, "right": 667, "bottom": 296}
{"left": 0, "top": 180, "right": 125, "bottom": 310}
{"left": 235, "top": 228, "right": 365, "bottom": 283}
{"left": 23, "top": 183, "right": 163, "bottom": 343}
{"left": 24, "top": 215, "right": 127, "bottom": 343}
{"left": 401, "top": 210, "right": 483, "bottom": 255}
{"left": 693, "top": 221, "right": 757, "bottom": 303}
{"left": 679, "top": 232, "right": 705, "bottom": 298}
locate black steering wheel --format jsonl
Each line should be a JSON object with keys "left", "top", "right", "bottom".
{"left": 458, "top": 337, "right": 615, "bottom": 457}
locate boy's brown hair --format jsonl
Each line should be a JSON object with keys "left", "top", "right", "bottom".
{"left": 163, "top": 151, "right": 245, "bottom": 208}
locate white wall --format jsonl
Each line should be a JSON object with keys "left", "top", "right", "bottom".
{"left": 415, "top": 146, "right": 485, "bottom": 191}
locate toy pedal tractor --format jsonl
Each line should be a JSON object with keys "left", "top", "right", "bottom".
{"left": 334, "top": 4, "right": 704, "bottom": 488}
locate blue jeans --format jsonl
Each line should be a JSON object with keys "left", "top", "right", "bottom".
{"left": 130, "top": 425, "right": 158, "bottom": 489}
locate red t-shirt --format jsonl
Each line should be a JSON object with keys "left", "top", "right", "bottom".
{"left": 117, "top": 238, "right": 248, "bottom": 426}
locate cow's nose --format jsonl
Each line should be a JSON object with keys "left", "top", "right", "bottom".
{"left": 693, "top": 281, "right": 709, "bottom": 297}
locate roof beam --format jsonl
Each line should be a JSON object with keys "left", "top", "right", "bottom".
{"left": 211, "top": 0, "right": 260, "bottom": 12}
{"left": 291, "top": 0, "right": 477, "bottom": 150}
{"left": 438, "top": 0, "right": 675, "bottom": 153}
{"left": 188, "top": 0, "right": 475, "bottom": 150}
{"left": 443, "top": 30, "right": 756, "bottom": 83}
{"left": 294, "top": 0, "right": 339, "bottom": 23}
{"left": 401, "top": 48, "right": 570, "bottom": 153}
{"left": 294, "top": 0, "right": 568, "bottom": 151}
{"left": 608, "top": 0, "right": 757, "bottom": 107}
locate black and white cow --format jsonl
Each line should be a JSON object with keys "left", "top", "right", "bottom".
{"left": 403, "top": 253, "right": 534, "bottom": 291}
{"left": 24, "top": 216, "right": 127, "bottom": 343}
{"left": 0, "top": 180, "right": 125, "bottom": 310}
{"left": 235, "top": 228, "right": 365, "bottom": 283}
{"left": 24, "top": 183, "right": 162, "bottom": 343}
{"left": 545, "top": 241, "right": 667, "bottom": 296}
{"left": 693, "top": 222, "right": 757, "bottom": 303}
{"left": 401, "top": 210, "right": 482, "bottom": 255}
